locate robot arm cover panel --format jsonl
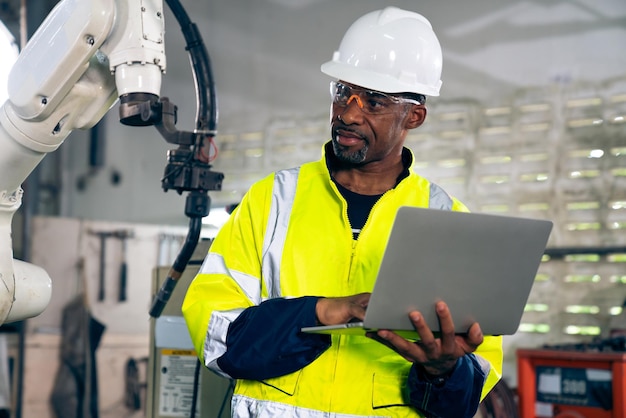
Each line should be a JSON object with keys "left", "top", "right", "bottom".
{"left": 8, "top": 0, "right": 116, "bottom": 121}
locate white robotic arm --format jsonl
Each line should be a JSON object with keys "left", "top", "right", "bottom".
{"left": 0, "top": 0, "right": 167, "bottom": 323}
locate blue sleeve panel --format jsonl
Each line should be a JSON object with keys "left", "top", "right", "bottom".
{"left": 217, "top": 296, "right": 332, "bottom": 380}
{"left": 409, "top": 354, "right": 487, "bottom": 418}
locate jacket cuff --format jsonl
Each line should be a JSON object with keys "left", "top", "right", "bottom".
{"left": 408, "top": 354, "right": 487, "bottom": 418}
{"left": 217, "top": 296, "right": 331, "bottom": 380}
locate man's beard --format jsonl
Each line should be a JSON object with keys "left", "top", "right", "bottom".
{"left": 331, "top": 138, "right": 368, "bottom": 164}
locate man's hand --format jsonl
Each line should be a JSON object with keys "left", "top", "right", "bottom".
{"left": 369, "top": 301, "right": 484, "bottom": 376}
{"left": 315, "top": 293, "right": 370, "bottom": 326}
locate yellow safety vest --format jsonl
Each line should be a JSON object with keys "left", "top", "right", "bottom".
{"left": 183, "top": 148, "right": 503, "bottom": 418}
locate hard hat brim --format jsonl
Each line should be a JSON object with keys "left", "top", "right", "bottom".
{"left": 321, "top": 60, "right": 441, "bottom": 97}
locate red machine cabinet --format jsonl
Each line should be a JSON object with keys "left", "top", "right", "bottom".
{"left": 517, "top": 349, "right": 626, "bottom": 417}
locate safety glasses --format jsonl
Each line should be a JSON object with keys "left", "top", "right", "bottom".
{"left": 330, "top": 81, "right": 423, "bottom": 115}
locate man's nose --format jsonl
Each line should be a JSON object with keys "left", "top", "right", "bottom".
{"left": 336, "top": 94, "right": 366, "bottom": 124}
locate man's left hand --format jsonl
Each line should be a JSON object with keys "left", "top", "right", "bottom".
{"left": 367, "top": 301, "right": 483, "bottom": 376}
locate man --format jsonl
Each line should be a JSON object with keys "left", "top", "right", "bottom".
{"left": 183, "top": 7, "right": 503, "bottom": 418}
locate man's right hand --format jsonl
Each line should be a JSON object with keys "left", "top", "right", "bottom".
{"left": 315, "top": 293, "right": 370, "bottom": 325}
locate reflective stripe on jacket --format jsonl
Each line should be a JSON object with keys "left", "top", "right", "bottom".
{"left": 182, "top": 147, "right": 503, "bottom": 417}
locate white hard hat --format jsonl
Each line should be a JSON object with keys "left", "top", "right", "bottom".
{"left": 321, "top": 7, "right": 443, "bottom": 96}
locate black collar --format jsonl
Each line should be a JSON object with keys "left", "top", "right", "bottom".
{"left": 324, "top": 141, "right": 411, "bottom": 188}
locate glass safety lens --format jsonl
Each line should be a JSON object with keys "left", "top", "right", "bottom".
{"left": 330, "top": 81, "right": 422, "bottom": 115}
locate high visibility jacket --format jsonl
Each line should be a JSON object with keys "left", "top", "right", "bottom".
{"left": 183, "top": 146, "right": 503, "bottom": 417}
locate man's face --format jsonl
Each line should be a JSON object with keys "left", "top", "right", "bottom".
{"left": 329, "top": 81, "right": 424, "bottom": 166}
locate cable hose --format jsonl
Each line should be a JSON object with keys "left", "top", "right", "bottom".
{"left": 189, "top": 359, "right": 234, "bottom": 418}
{"left": 189, "top": 359, "right": 201, "bottom": 418}
{"left": 476, "top": 379, "right": 519, "bottom": 418}
{"left": 218, "top": 380, "right": 235, "bottom": 418}
{"left": 165, "top": 0, "right": 217, "bottom": 134}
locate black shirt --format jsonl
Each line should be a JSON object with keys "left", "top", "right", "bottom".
{"left": 327, "top": 144, "right": 412, "bottom": 239}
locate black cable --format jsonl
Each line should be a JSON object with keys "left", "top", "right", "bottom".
{"left": 172, "top": 216, "right": 203, "bottom": 273}
{"left": 150, "top": 0, "right": 219, "bottom": 318}
{"left": 218, "top": 380, "right": 235, "bottom": 418}
{"left": 189, "top": 358, "right": 234, "bottom": 418}
{"left": 189, "top": 359, "right": 201, "bottom": 418}
{"left": 149, "top": 212, "right": 205, "bottom": 317}
{"left": 165, "top": 0, "right": 217, "bottom": 136}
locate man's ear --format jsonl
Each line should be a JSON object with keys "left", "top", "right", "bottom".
{"left": 405, "top": 105, "right": 427, "bottom": 129}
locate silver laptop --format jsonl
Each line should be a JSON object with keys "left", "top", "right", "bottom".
{"left": 301, "top": 206, "right": 553, "bottom": 338}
